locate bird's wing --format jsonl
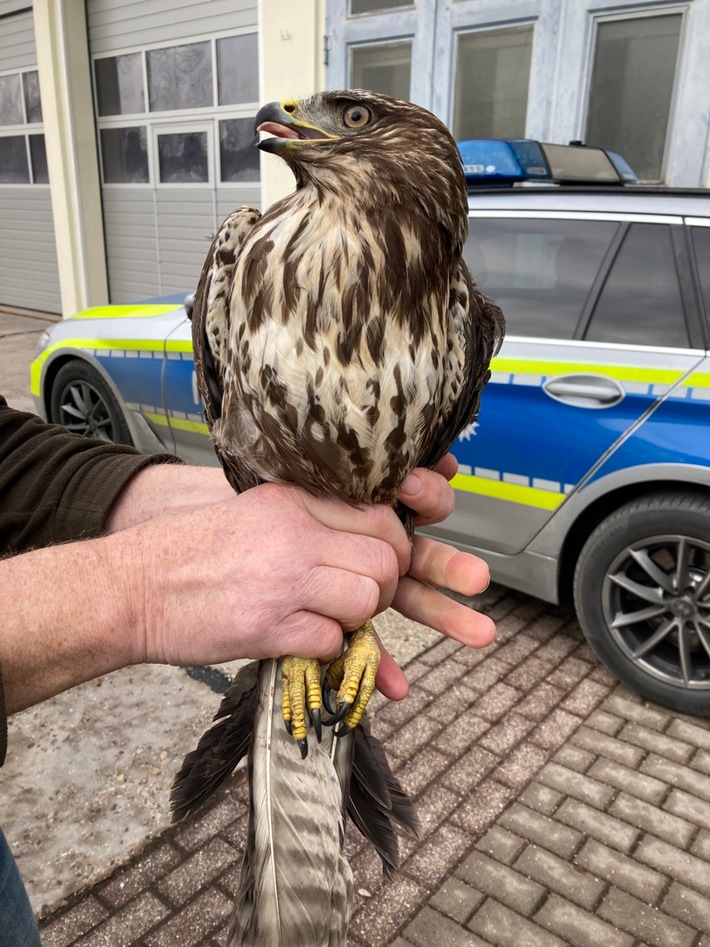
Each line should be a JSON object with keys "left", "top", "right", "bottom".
{"left": 418, "top": 258, "right": 505, "bottom": 472}
{"left": 192, "top": 206, "right": 263, "bottom": 493}
{"left": 228, "top": 660, "right": 354, "bottom": 947}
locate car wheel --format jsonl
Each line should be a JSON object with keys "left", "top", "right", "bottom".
{"left": 574, "top": 492, "right": 710, "bottom": 716}
{"left": 49, "top": 359, "right": 134, "bottom": 446}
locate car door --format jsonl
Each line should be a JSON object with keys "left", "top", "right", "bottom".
{"left": 442, "top": 210, "right": 706, "bottom": 557}
{"left": 162, "top": 314, "right": 218, "bottom": 465}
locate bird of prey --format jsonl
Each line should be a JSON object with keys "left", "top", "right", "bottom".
{"left": 171, "top": 89, "right": 503, "bottom": 946}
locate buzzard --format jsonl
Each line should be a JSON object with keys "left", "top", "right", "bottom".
{"left": 172, "top": 90, "right": 504, "bottom": 945}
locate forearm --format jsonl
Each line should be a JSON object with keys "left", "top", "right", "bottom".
{"left": 105, "top": 463, "right": 232, "bottom": 532}
{"left": 1, "top": 534, "right": 138, "bottom": 715}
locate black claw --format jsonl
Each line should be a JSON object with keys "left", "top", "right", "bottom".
{"left": 322, "top": 686, "right": 334, "bottom": 715}
{"left": 311, "top": 708, "right": 322, "bottom": 743}
{"left": 297, "top": 737, "right": 309, "bottom": 760}
{"left": 284, "top": 718, "right": 292, "bottom": 736}
{"left": 327, "top": 701, "right": 352, "bottom": 727}
{"left": 333, "top": 722, "right": 353, "bottom": 738}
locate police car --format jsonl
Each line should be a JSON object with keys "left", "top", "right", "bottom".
{"left": 31, "top": 140, "right": 710, "bottom": 717}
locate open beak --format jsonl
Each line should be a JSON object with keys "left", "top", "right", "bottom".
{"left": 254, "top": 100, "right": 336, "bottom": 154}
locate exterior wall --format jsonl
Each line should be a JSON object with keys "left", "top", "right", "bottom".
{"left": 0, "top": 3, "right": 62, "bottom": 313}
{"left": 327, "top": 0, "right": 710, "bottom": 189}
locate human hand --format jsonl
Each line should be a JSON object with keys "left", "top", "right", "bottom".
{"left": 125, "top": 482, "right": 413, "bottom": 668}
{"left": 376, "top": 454, "right": 495, "bottom": 700}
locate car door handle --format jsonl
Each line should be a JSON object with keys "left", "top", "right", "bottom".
{"left": 543, "top": 374, "right": 625, "bottom": 408}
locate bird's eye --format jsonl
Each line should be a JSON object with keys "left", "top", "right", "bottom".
{"left": 343, "top": 105, "right": 372, "bottom": 129}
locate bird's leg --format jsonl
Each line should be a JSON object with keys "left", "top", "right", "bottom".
{"left": 281, "top": 656, "right": 322, "bottom": 759}
{"left": 323, "top": 620, "right": 381, "bottom": 734}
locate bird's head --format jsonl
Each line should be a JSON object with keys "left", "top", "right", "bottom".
{"left": 255, "top": 90, "right": 468, "bottom": 249}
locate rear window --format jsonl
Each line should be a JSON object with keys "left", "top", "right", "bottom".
{"left": 584, "top": 223, "right": 688, "bottom": 348}
{"left": 464, "top": 217, "right": 617, "bottom": 338}
{"left": 690, "top": 225, "right": 710, "bottom": 321}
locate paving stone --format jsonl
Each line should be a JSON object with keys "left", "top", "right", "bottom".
{"left": 449, "top": 779, "right": 516, "bottom": 836}
{"left": 529, "top": 708, "right": 582, "bottom": 752}
{"left": 619, "top": 722, "right": 694, "bottom": 763}
{"left": 534, "top": 634, "right": 580, "bottom": 664}
{"left": 515, "top": 682, "right": 564, "bottom": 720}
{"left": 404, "top": 905, "right": 488, "bottom": 947}
{"left": 441, "top": 746, "right": 498, "bottom": 796}
{"left": 537, "top": 760, "right": 616, "bottom": 809}
{"left": 385, "top": 714, "right": 442, "bottom": 760}
{"left": 598, "top": 886, "right": 696, "bottom": 947}
{"left": 572, "top": 726, "right": 646, "bottom": 767}
{"left": 408, "top": 783, "right": 461, "bottom": 839}
{"left": 428, "top": 875, "right": 485, "bottom": 923}
{"left": 468, "top": 897, "right": 566, "bottom": 946}
{"left": 574, "top": 838, "right": 667, "bottom": 903}
{"left": 517, "top": 781, "right": 563, "bottom": 816}
{"left": 96, "top": 842, "right": 183, "bottom": 909}
{"left": 662, "top": 881, "right": 710, "bottom": 932}
{"left": 402, "top": 821, "right": 473, "bottom": 889}
{"left": 535, "top": 893, "right": 634, "bottom": 947}
{"left": 499, "top": 803, "right": 582, "bottom": 858}
{"left": 373, "top": 688, "right": 432, "bottom": 733}
{"left": 641, "top": 753, "right": 710, "bottom": 802}
{"left": 545, "top": 656, "right": 592, "bottom": 690}
{"left": 493, "top": 633, "right": 541, "bottom": 667}
{"left": 395, "top": 746, "right": 453, "bottom": 799}
{"left": 666, "top": 718, "right": 710, "bottom": 752}
{"left": 555, "top": 798, "right": 640, "bottom": 853}
{"left": 635, "top": 835, "right": 710, "bottom": 896}
{"left": 431, "top": 713, "right": 491, "bottom": 758}
{"left": 493, "top": 743, "right": 548, "bottom": 790}
{"left": 76, "top": 892, "right": 171, "bottom": 946}
{"left": 418, "top": 659, "right": 473, "bottom": 697}
{"left": 664, "top": 786, "right": 710, "bottom": 832}
{"left": 514, "top": 843, "right": 605, "bottom": 910}
{"left": 455, "top": 850, "right": 545, "bottom": 916}
{"left": 587, "top": 757, "right": 668, "bottom": 805}
{"left": 609, "top": 792, "right": 696, "bottom": 846}
{"left": 693, "top": 748, "right": 710, "bottom": 776}
{"left": 421, "top": 681, "right": 479, "bottom": 728}
{"left": 349, "top": 875, "right": 428, "bottom": 947}
{"left": 39, "top": 897, "right": 109, "bottom": 947}
{"left": 475, "top": 825, "right": 526, "bottom": 865}
{"left": 504, "top": 656, "right": 554, "bottom": 691}
{"left": 478, "top": 713, "right": 535, "bottom": 755}
{"left": 523, "top": 611, "right": 570, "bottom": 641}
{"left": 551, "top": 742, "right": 595, "bottom": 772}
{"left": 561, "top": 678, "right": 611, "bottom": 716}
{"left": 462, "top": 658, "right": 511, "bottom": 695}
{"left": 585, "top": 709, "right": 625, "bottom": 736}
{"left": 143, "top": 887, "right": 233, "bottom": 946}
{"left": 173, "top": 792, "right": 246, "bottom": 852}
{"left": 465, "top": 682, "right": 521, "bottom": 722}
{"left": 603, "top": 694, "right": 671, "bottom": 730}
{"left": 157, "top": 838, "right": 240, "bottom": 905}
{"left": 690, "top": 828, "right": 710, "bottom": 860}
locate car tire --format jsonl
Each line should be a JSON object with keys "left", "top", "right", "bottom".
{"left": 574, "top": 492, "right": 710, "bottom": 716}
{"left": 49, "top": 359, "right": 134, "bottom": 446}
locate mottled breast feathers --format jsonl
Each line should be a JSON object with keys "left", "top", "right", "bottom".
{"left": 191, "top": 89, "right": 504, "bottom": 504}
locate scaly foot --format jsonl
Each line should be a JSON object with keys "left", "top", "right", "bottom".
{"left": 281, "top": 656, "right": 322, "bottom": 758}
{"left": 323, "top": 620, "right": 381, "bottom": 734}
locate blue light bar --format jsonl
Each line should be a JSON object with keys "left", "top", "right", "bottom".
{"left": 457, "top": 138, "right": 639, "bottom": 187}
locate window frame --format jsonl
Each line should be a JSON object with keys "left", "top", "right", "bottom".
{"left": 0, "top": 66, "right": 49, "bottom": 187}
{"left": 582, "top": 7, "right": 687, "bottom": 184}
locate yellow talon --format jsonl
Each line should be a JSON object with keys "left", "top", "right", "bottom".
{"left": 324, "top": 620, "right": 381, "bottom": 731}
{"left": 281, "top": 656, "right": 322, "bottom": 757}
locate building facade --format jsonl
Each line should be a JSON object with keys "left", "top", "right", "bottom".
{"left": 0, "top": 0, "right": 708, "bottom": 315}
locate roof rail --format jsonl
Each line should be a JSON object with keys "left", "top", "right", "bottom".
{"left": 457, "top": 139, "right": 638, "bottom": 188}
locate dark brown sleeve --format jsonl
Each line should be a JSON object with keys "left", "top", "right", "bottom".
{"left": 0, "top": 396, "right": 182, "bottom": 764}
{"left": 0, "top": 396, "right": 181, "bottom": 553}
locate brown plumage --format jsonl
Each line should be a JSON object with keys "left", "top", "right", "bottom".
{"left": 175, "top": 89, "right": 504, "bottom": 946}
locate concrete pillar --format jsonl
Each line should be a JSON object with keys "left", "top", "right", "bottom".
{"left": 258, "top": 0, "right": 326, "bottom": 207}
{"left": 33, "top": 0, "right": 108, "bottom": 316}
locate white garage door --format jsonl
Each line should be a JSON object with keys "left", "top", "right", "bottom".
{"left": 0, "top": 1, "right": 61, "bottom": 313}
{"left": 87, "top": 0, "right": 261, "bottom": 303}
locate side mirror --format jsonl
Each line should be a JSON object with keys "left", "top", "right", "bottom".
{"left": 184, "top": 293, "right": 195, "bottom": 321}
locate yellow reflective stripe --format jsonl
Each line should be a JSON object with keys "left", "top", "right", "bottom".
{"left": 144, "top": 412, "right": 209, "bottom": 435}
{"left": 451, "top": 471, "right": 566, "bottom": 511}
{"left": 30, "top": 338, "right": 169, "bottom": 396}
{"left": 70, "top": 304, "right": 178, "bottom": 320}
{"left": 681, "top": 371, "right": 710, "bottom": 388}
{"left": 490, "top": 357, "right": 684, "bottom": 386}
{"left": 165, "top": 340, "right": 193, "bottom": 353}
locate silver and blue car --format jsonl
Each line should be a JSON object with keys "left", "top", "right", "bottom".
{"left": 31, "top": 142, "right": 710, "bottom": 716}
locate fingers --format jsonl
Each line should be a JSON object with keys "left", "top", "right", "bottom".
{"left": 432, "top": 452, "right": 458, "bottom": 482}
{"left": 408, "top": 535, "right": 490, "bottom": 597}
{"left": 397, "top": 455, "right": 458, "bottom": 526}
{"left": 392, "top": 575, "right": 496, "bottom": 649}
{"left": 374, "top": 640, "right": 409, "bottom": 701}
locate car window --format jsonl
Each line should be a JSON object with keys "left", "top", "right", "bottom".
{"left": 690, "top": 225, "right": 710, "bottom": 321}
{"left": 464, "top": 217, "right": 617, "bottom": 338}
{"left": 585, "top": 223, "right": 688, "bottom": 348}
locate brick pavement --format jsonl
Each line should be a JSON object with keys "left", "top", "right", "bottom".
{"left": 38, "top": 587, "right": 710, "bottom": 947}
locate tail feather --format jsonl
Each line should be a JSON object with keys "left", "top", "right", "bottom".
{"left": 170, "top": 661, "right": 260, "bottom": 822}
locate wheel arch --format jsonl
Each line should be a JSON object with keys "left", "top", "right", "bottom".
{"left": 556, "top": 479, "right": 710, "bottom": 604}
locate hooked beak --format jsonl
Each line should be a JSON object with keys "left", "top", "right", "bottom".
{"left": 254, "top": 100, "right": 337, "bottom": 154}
